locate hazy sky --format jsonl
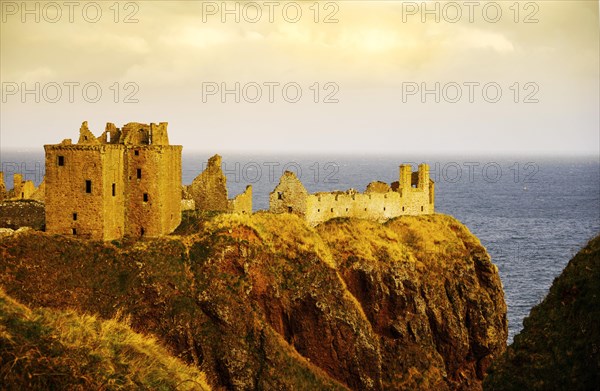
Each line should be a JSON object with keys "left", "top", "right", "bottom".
{"left": 1, "top": 0, "right": 598, "bottom": 155}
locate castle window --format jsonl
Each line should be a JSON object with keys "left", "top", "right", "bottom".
{"left": 141, "top": 227, "right": 145, "bottom": 236}
{"left": 318, "top": 209, "right": 320, "bottom": 212}
{"left": 21, "top": 192, "right": 24, "bottom": 199}
{"left": 402, "top": 206, "right": 405, "bottom": 212}
{"left": 143, "top": 193, "right": 149, "bottom": 202}
{"left": 383, "top": 207, "right": 386, "bottom": 211}
{"left": 346, "top": 208, "right": 348, "bottom": 212}
{"left": 421, "top": 206, "right": 424, "bottom": 212}
{"left": 137, "top": 168, "right": 142, "bottom": 179}
{"left": 277, "top": 192, "right": 283, "bottom": 200}
{"left": 364, "top": 208, "right": 367, "bottom": 211}
{"left": 288, "top": 206, "right": 293, "bottom": 213}
{"left": 134, "top": 150, "right": 139, "bottom": 156}
{"left": 72, "top": 228, "right": 77, "bottom": 235}
{"left": 58, "top": 156, "right": 65, "bottom": 166}
{"left": 73, "top": 213, "right": 77, "bottom": 221}
{"left": 330, "top": 208, "right": 334, "bottom": 212}
{"left": 85, "top": 180, "right": 92, "bottom": 193}
{"left": 112, "top": 183, "right": 116, "bottom": 197}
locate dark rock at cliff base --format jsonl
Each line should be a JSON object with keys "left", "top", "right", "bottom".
{"left": 0, "top": 213, "right": 507, "bottom": 390}
{"left": 484, "top": 234, "right": 600, "bottom": 390}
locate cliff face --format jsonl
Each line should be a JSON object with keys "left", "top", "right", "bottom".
{"left": 0, "top": 213, "right": 507, "bottom": 390}
{"left": 484, "top": 234, "right": 600, "bottom": 390}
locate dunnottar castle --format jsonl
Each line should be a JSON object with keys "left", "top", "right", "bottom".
{"left": 0, "top": 122, "right": 434, "bottom": 240}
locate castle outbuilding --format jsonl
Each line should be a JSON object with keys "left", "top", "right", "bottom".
{"left": 270, "top": 164, "right": 434, "bottom": 225}
{"left": 44, "top": 121, "right": 182, "bottom": 240}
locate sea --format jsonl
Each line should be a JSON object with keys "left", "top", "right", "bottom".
{"left": 2, "top": 150, "right": 599, "bottom": 342}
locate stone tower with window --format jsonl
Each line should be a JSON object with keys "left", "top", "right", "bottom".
{"left": 44, "top": 121, "right": 182, "bottom": 240}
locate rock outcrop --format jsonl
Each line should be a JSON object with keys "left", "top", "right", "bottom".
{"left": 0, "top": 213, "right": 506, "bottom": 390}
{"left": 484, "top": 234, "right": 600, "bottom": 390}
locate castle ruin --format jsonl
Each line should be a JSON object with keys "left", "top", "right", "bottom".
{"left": 270, "top": 164, "right": 434, "bottom": 225}
{"left": 0, "top": 172, "right": 43, "bottom": 201}
{"left": 9, "top": 121, "right": 436, "bottom": 237}
{"left": 44, "top": 121, "right": 182, "bottom": 240}
{"left": 185, "top": 154, "right": 252, "bottom": 214}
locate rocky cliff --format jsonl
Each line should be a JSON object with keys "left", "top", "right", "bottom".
{"left": 484, "top": 234, "right": 600, "bottom": 390}
{"left": 0, "top": 213, "right": 507, "bottom": 390}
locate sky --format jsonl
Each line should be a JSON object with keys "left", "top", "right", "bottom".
{"left": 0, "top": 0, "right": 598, "bottom": 155}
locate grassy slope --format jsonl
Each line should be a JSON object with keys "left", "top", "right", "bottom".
{"left": 484, "top": 234, "right": 600, "bottom": 390}
{"left": 0, "top": 288, "right": 210, "bottom": 390}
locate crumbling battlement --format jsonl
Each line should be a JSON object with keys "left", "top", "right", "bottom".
{"left": 270, "top": 164, "right": 434, "bottom": 225}
{"left": 185, "top": 154, "right": 253, "bottom": 214}
{"left": 228, "top": 185, "right": 252, "bottom": 214}
{"left": 44, "top": 121, "right": 182, "bottom": 241}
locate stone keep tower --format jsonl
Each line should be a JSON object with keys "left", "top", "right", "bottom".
{"left": 44, "top": 121, "right": 182, "bottom": 240}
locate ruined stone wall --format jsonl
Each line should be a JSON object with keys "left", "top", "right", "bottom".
{"left": 304, "top": 191, "right": 404, "bottom": 225}
{"left": 187, "top": 154, "right": 253, "bottom": 214}
{"left": 29, "top": 179, "right": 45, "bottom": 202}
{"left": 269, "top": 171, "right": 308, "bottom": 216}
{"left": 121, "top": 123, "right": 151, "bottom": 145}
{"left": 10, "top": 174, "right": 36, "bottom": 200}
{"left": 188, "top": 155, "right": 229, "bottom": 211}
{"left": 228, "top": 185, "right": 252, "bottom": 214}
{"left": 270, "top": 165, "right": 435, "bottom": 226}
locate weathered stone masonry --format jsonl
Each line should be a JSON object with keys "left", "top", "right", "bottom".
{"left": 270, "top": 163, "right": 434, "bottom": 225}
{"left": 44, "top": 121, "right": 182, "bottom": 240}
{"left": 185, "top": 154, "right": 253, "bottom": 215}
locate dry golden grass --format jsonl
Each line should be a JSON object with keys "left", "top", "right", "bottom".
{"left": 205, "top": 212, "right": 337, "bottom": 268}
{"left": 317, "top": 217, "right": 414, "bottom": 265}
{"left": 0, "top": 288, "right": 210, "bottom": 390}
